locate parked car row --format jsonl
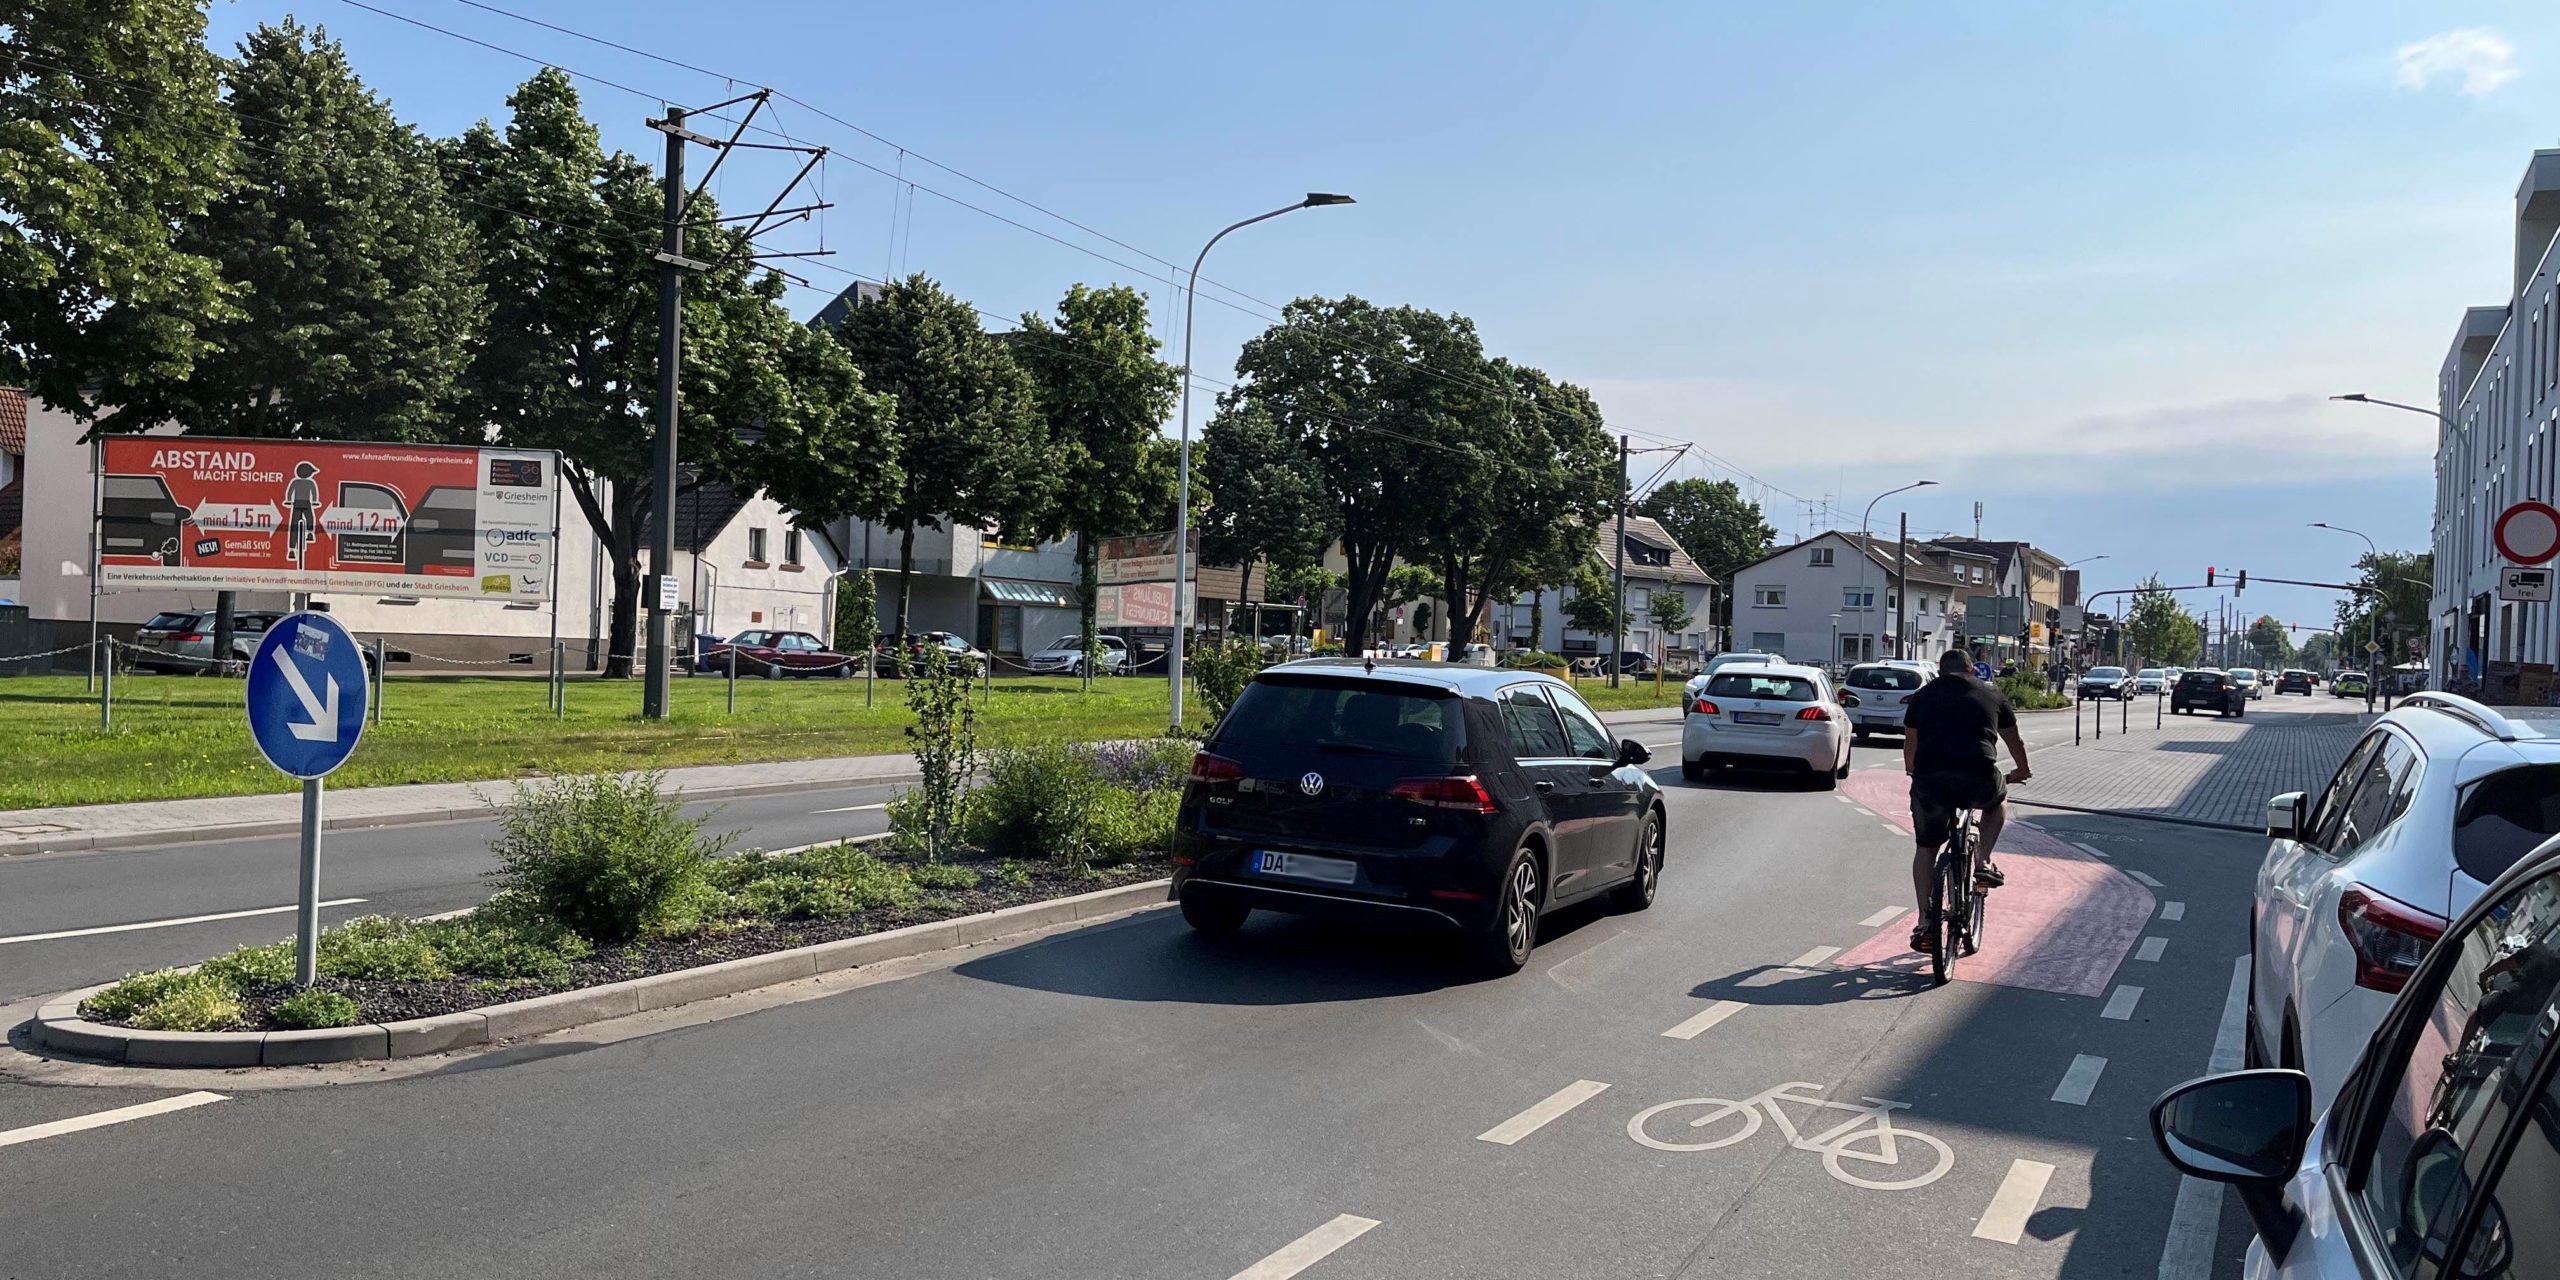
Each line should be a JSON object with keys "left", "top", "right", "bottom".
{"left": 696, "top": 629, "right": 992, "bottom": 678}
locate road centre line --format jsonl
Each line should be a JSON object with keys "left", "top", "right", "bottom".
{"left": 1971, "top": 1159, "right": 2056, "bottom": 1243}
{"left": 2071, "top": 841, "right": 2111, "bottom": 860}
{"left": 811, "top": 801, "right": 888, "bottom": 814}
{"left": 0, "top": 1091, "right": 227, "bottom": 1149}
{"left": 2124, "top": 869, "right": 2165, "bottom": 889}
{"left": 0, "top": 898, "right": 368, "bottom": 946}
{"left": 2101, "top": 986, "right": 2145, "bottom": 1020}
{"left": 2157, "top": 959, "right": 2252, "bottom": 1279}
{"left": 1786, "top": 945, "right": 1841, "bottom": 969}
{"left": 1231, "top": 1214, "right": 1382, "bottom": 1280}
{"left": 1662, "top": 1000, "right": 1747, "bottom": 1040}
{"left": 2160, "top": 902, "right": 2186, "bottom": 922}
{"left": 2050, "top": 1054, "right": 2107, "bottom": 1106}
{"left": 1860, "top": 905, "right": 1905, "bottom": 927}
{"left": 2136, "top": 937, "right": 2168, "bottom": 963}
{"left": 1476, "top": 1080, "right": 1610, "bottom": 1145}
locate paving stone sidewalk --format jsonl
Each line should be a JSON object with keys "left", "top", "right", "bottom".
{"left": 2014, "top": 702, "right": 2376, "bottom": 829}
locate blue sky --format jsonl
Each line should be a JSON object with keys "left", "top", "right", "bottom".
{"left": 203, "top": 1, "right": 2560, "bottom": 635}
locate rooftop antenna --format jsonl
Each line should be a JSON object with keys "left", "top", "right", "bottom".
{"left": 1973, "top": 501, "right": 1983, "bottom": 539}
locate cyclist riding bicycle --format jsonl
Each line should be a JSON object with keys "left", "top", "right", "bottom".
{"left": 1902, "top": 649, "right": 2032, "bottom": 952}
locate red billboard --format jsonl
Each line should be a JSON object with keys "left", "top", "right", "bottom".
{"left": 97, "top": 436, "right": 559, "bottom": 602}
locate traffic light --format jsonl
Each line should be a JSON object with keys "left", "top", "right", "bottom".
{"left": 2234, "top": 569, "right": 2246, "bottom": 595}
{"left": 2205, "top": 566, "right": 2217, "bottom": 586}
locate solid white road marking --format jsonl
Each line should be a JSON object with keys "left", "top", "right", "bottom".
{"left": 1972, "top": 1159, "right": 2056, "bottom": 1243}
{"left": 1860, "top": 905, "right": 1905, "bottom": 927}
{"left": 1787, "top": 946, "right": 1841, "bottom": 969}
{"left": 1662, "top": 1000, "right": 1747, "bottom": 1040}
{"left": 2071, "top": 840, "right": 2111, "bottom": 860}
{"left": 1477, "top": 1080, "right": 1610, "bottom": 1145}
{"left": 1231, "top": 1214, "right": 1382, "bottom": 1280}
{"left": 0, "top": 898, "right": 367, "bottom": 946}
{"left": 2160, "top": 902, "right": 2186, "bottom": 922}
{"left": 2101, "top": 986, "right": 2145, "bottom": 1020}
{"left": 2136, "top": 937, "right": 2168, "bottom": 963}
{"left": 810, "top": 801, "right": 888, "bottom": 814}
{"left": 2157, "top": 958, "right": 2252, "bottom": 1279}
{"left": 2051, "top": 1054, "right": 2107, "bottom": 1105}
{"left": 0, "top": 1091, "right": 227, "bottom": 1148}
{"left": 2125, "top": 869, "right": 2164, "bottom": 888}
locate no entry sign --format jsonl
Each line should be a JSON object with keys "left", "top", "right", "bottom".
{"left": 2494, "top": 500, "right": 2560, "bottom": 565}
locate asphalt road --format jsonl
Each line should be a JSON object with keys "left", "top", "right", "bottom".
{"left": 0, "top": 715, "right": 2265, "bottom": 1280}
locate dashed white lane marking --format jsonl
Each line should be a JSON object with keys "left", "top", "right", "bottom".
{"left": 2158, "top": 958, "right": 2252, "bottom": 1279}
{"left": 2136, "top": 937, "right": 2168, "bottom": 963}
{"left": 2051, "top": 1054, "right": 2107, "bottom": 1105}
{"left": 1853, "top": 806, "right": 1876, "bottom": 816}
{"left": 1971, "top": 1159, "right": 2057, "bottom": 1243}
{"left": 1786, "top": 946, "right": 1841, "bottom": 969}
{"left": 2160, "top": 902, "right": 2186, "bottom": 922}
{"left": 1476, "top": 1080, "right": 1610, "bottom": 1145}
{"left": 2124, "top": 869, "right": 2164, "bottom": 889}
{"left": 1231, "top": 1214, "right": 1382, "bottom": 1280}
{"left": 2101, "top": 986, "right": 2145, "bottom": 1020}
{"left": 1662, "top": 1000, "right": 1748, "bottom": 1040}
{"left": 810, "top": 801, "right": 889, "bottom": 814}
{"left": 1879, "top": 823, "right": 1901, "bottom": 835}
{"left": 0, "top": 899, "right": 367, "bottom": 946}
{"left": 1860, "top": 905, "right": 1905, "bottom": 927}
{"left": 1833, "top": 795, "right": 1854, "bottom": 804}
{"left": 0, "top": 1091, "right": 227, "bottom": 1149}
{"left": 2071, "top": 840, "right": 2111, "bottom": 860}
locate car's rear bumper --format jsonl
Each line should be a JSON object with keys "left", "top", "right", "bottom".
{"left": 1684, "top": 720, "right": 1836, "bottom": 770}
{"left": 1174, "top": 874, "right": 1482, "bottom": 932}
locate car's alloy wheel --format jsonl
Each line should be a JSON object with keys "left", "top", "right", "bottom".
{"left": 1476, "top": 852, "right": 1540, "bottom": 974}
{"left": 1614, "top": 813, "right": 1662, "bottom": 910}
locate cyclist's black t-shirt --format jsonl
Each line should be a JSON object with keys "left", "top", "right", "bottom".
{"left": 1904, "top": 674, "right": 2014, "bottom": 778}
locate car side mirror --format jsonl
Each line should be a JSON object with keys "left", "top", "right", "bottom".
{"left": 1838, "top": 691, "right": 1862, "bottom": 708}
{"left": 2150, "top": 1069, "right": 2310, "bottom": 1258}
{"left": 1616, "top": 739, "right": 1651, "bottom": 767}
{"left": 2265, "top": 791, "right": 2306, "bottom": 840}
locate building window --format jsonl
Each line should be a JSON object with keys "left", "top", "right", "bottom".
{"left": 783, "top": 528, "right": 803, "bottom": 566}
{"left": 1750, "top": 631, "right": 1786, "bottom": 653}
{"left": 1753, "top": 585, "right": 1786, "bottom": 608}
{"left": 747, "top": 528, "right": 768, "bottom": 563}
{"left": 1809, "top": 547, "right": 1834, "bottom": 567}
{"left": 1842, "top": 588, "right": 1873, "bottom": 609}
{"left": 1629, "top": 587, "right": 1650, "bottom": 612}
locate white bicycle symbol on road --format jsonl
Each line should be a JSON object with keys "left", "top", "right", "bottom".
{"left": 1626, "top": 1081, "right": 1955, "bottom": 1191}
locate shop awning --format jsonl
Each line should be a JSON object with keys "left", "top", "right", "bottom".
{"left": 982, "top": 579, "right": 1076, "bottom": 608}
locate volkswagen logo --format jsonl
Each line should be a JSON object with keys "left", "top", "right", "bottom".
{"left": 1299, "top": 772, "right": 1325, "bottom": 796}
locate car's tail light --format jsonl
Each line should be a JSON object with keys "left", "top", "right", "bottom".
{"left": 1390, "top": 775, "right": 1499, "bottom": 813}
{"left": 1692, "top": 697, "right": 1720, "bottom": 715}
{"left": 1188, "top": 752, "right": 1244, "bottom": 783}
{"left": 176, "top": 632, "right": 205, "bottom": 643}
{"left": 1795, "top": 705, "right": 1832, "bottom": 721}
{"left": 2339, "top": 886, "right": 2448, "bottom": 993}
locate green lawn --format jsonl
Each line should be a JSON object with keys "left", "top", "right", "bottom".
{"left": 2, "top": 673, "right": 1198, "bottom": 810}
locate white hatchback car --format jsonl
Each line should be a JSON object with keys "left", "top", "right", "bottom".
{"left": 2134, "top": 668, "right": 2169, "bottom": 695}
{"left": 2249, "top": 692, "right": 2560, "bottom": 1111}
{"left": 1680, "top": 661, "right": 1852, "bottom": 789}
{"left": 1840, "top": 660, "right": 1933, "bottom": 741}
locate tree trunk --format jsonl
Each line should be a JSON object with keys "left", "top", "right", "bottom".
{"left": 1339, "top": 552, "right": 1389, "bottom": 657}
{"left": 604, "top": 524, "right": 640, "bottom": 680}
{"left": 211, "top": 591, "right": 237, "bottom": 675}
{"left": 1530, "top": 589, "right": 1545, "bottom": 653}
{"left": 894, "top": 524, "right": 918, "bottom": 644}
{"left": 1077, "top": 529, "right": 1098, "bottom": 691}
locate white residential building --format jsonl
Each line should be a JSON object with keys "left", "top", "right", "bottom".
{"left": 1726, "top": 531, "right": 1994, "bottom": 666}
{"left": 1494, "top": 515, "right": 1717, "bottom": 659}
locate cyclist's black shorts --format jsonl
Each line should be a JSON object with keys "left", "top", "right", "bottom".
{"left": 1910, "top": 768, "right": 2004, "bottom": 848}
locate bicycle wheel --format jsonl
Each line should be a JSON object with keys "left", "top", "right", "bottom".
{"left": 1962, "top": 845, "right": 1990, "bottom": 958}
{"left": 1819, "top": 1121, "right": 1957, "bottom": 1191}
{"left": 1627, "top": 1097, "right": 1763, "bottom": 1152}
{"left": 1932, "top": 852, "right": 1963, "bottom": 986}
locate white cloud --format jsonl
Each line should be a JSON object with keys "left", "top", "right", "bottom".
{"left": 2394, "top": 27, "right": 2520, "bottom": 97}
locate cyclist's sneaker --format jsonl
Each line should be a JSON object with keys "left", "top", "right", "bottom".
{"left": 1974, "top": 861, "right": 2006, "bottom": 890}
{"left": 1909, "top": 915, "right": 1938, "bottom": 953}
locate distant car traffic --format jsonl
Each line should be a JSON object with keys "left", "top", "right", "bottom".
{"left": 702, "top": 629, "right": 856, "bottom": 678}
{"left": 1168, "top": 660, "right": 1665, "bottom": 974}
{"left": 2275, "top": 669, "right": 2316, "bottom": 695}
{"left": 2133, "top": 668, "right": 2170, "bottom": 695}
{"left": 2171, "top": 669, "right": 2245, "bottom": 718}
{"left": 2230, "top": 667, "right": 2265, "bottom": 700}
{"left": 1841, "top": 660, "right": 1930, "bottom": 739}
{"left": 1023, "top": 634, "right": 1128, "bottom": 677}
{"left": 2157, "top": 821, "right": 2560, "bottom": 1279}
{"left": 2332, "top": 670, "right": 2370, "bottom": 699}
{"left": 2077, "top": 665, "right": 2135, "bottom": 701}
{"left": 1682, "top": 661, "right": 1853, "bottom": 789}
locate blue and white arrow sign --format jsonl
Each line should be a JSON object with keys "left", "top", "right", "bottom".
{"left": 246, "top": 612, "right": 369, "bottom": 778}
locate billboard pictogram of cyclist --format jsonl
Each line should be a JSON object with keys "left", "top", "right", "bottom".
{"left": 282, "top": 460, "right": 322, "bottom": 566}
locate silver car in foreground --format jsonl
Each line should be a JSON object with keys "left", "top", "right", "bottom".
{"left": 1680, "top": 661, "right": 1851, "bottom": 789}
{"left": 2152, "top": 829, "right": 2560, "bottom": 1278}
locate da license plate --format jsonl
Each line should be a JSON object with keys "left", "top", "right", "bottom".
{"left": 1732, "top": 711, "right": 1783, "bottom": 725}
{"left": 1256, "top": 850, "right": 1357, "bottom": 885}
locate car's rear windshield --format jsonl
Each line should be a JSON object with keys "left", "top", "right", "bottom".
{"left": 2087, "top": 667, "right": 2126, "bottom": 679}
{"left": 2456, "top": 765, "right": 2560, "bottom": 883}
{"left": 2137, "top": 669, "right": 2163, "bottom": 678}
{"left": 1847, "top": 665, "right": 1923, "bottom": 691}
{"left": 1217, "top": 677, "right": 1463, "bottom": 762}
{"left": 142, "top": 612, "right": 199, "bottom": 630}
{"left": 2181, "top": 672, "right": 2224, "bottom": 685}
{"left": 1706, "top": 672, "right": 1818, "bottom": 702}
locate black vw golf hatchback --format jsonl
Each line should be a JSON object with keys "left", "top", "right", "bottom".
{"left": 1171, "top": 660, "right": 1667, "bottom": 974}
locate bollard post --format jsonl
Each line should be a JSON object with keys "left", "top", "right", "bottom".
{"left": 982, "top": 650, "right": 993, "bottom": 707}
{"left": 555, "top": 644, "right": 567, "bottom": 721}
{"left": 727, "top": 642, "right": 737, "bottom": 714}
{"left": 99, "top": 637, "right": 112, "bottom": 731}
{"left": 2075, "top": 695, "right": 2083, "bottom": 745}
{"left": 865, "top": 646, "right": 875, "bottom": 709}
{"left": 2150, "top": 693, "right": 2158, "bottom": 730}
{"left": 369, "top": 639, "right": 385, "bottom": 725}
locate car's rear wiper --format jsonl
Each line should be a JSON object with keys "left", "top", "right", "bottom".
{"left": 1314, "top": 739, "right": 1387, "bottom": 755}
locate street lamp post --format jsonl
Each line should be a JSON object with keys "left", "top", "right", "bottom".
{"left": 1167, "top": 194, "right": 1354, "bottom": 732}
{"left": 2310, "top": 520, "right": 2382, "bottom": 710}
{"left": 1853, "top": 480, "right": 1935, "bottom": 667}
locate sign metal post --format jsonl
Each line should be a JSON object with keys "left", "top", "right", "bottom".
{"left": 246, "top": 612, "right": 369, "bottom": 985}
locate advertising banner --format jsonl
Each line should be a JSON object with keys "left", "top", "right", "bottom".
{"left": 1096, "top": 531, "right": 1189, "bottom": 585}
{"left": 98, "top": 436, "right": 558, "bottom": 602}
{"left": 1095, "top": 582, "right": 1188, "bottom": 629}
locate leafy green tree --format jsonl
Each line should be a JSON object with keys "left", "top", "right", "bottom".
{"left": 1648, "top": 587, "right": 1696, "bottom": 638}
{"left": 1563, "top": 561, "right": 1627, "bottom": 648}
{"left": 835, "top": 569, "right": 878, "bottom": 656}
{"left": 1435, "top": 363, "right": 1618, "bottom": 656}
{"left": 2124, "top": 576, "right": 2199, "bottom": 667}
{"left": 2335, "top": 550, "right": 2429, "bottom": 668}
{"left": 0, "top": 0, "right": 236, "bottom": 428}
{"left": 1012, "top": 284, "right": 1178, "bottom": 681}
{"left": 139, "top": 21, "right": 482, "bottom": 441}
{"left": 827, "top": 273, "right": 1053, "bottom": 639}
{"left": 2245, "top": 614, "right": 2295, "bottom": 668}
{"left": 1374, "top": 564, "right": 1441, "bottom": 642}
{"left": 1638, "top": 478, "right": 1776, "bottom": 628}
{"left": 2299, "top": 630, "right": 2337, "bottom": 671}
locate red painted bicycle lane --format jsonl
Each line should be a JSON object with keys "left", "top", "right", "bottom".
{"left": 1830, "top": 771, "right": 2154, "bottom": 997}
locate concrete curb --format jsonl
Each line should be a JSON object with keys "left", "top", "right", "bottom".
{"left": 0, "top": 768, "right": 925, "bottom": 857}
{"left": 25, "top": 877, "right": 1171, "bottom": 1068}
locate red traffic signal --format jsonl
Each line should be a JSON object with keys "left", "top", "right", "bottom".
{"left": 2206, "top": 566, "right": 2217, "bottom": 586}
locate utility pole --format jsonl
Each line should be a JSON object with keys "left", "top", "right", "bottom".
{"left": 1894, "top": 513, "right": 1908, "bottom": 660}
{"left": 1610, "top": 433, "right": 1628, "bottom": 688}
